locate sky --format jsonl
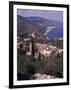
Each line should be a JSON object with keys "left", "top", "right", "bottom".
{"left": 17, "top": 9, "right": 63, "bottom": 22}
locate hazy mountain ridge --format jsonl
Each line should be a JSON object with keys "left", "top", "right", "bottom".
{"left": 17, "top": 15, "right": 46, "bottom": 41}
{"left": 17, "top": 15, "right": 37, "bottom": 34}
{"left": 17, "top": 15, "right": 63, "bottom": 39}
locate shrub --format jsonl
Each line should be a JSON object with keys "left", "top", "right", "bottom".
{"left": 17, "top": 48, "right": 63, "bottom": 80}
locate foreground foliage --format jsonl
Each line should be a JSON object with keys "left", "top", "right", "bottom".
{"left": 17, "top": 48, "right": 63, "bottom": 80}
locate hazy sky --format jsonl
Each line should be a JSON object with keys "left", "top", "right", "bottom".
{"left": 17, "top": 9, "right": 63, "bottom": 22}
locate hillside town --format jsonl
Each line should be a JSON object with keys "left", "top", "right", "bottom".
{"left": 17, "top": 35, "right": 63, "bottom": 60}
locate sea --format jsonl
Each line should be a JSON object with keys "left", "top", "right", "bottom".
{"left": 47, "top": 27, "right": 63, "bottom": 39}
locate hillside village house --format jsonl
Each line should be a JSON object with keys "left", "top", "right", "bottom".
{"left": 17, "top": 40, "right": 63, "bottom": 59}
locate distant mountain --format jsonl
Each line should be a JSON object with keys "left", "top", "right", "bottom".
{"left": 23, "top": 16, "right": 63, "bottom": 38}
{"left": 17, "top": 15, "right": 37, "bottom": 35}
{"left": 17, "top": 15, "right": 63, "bottom": 39}
{"left": 17, "top": 15, "right": 46, "bottom": 42}
{"left": 26, "top": 17, "right": 62, "bottom": 29}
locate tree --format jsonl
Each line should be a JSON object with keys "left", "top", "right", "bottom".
{"left": 57, "top": 53, "right": 60, "bottom": 58}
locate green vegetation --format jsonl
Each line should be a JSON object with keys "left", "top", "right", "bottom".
{"left": 17, "top": 48, "right": 63, "bottom": 80}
